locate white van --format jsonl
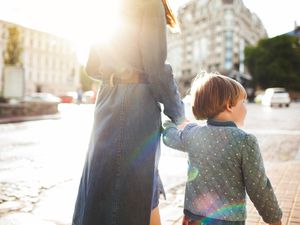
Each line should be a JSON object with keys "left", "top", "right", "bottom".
{"left": 262, "top": 87, "right": 291, "bottom": 107}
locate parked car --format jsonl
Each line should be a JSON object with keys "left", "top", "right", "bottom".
{"left": 59, "top": 92, "right": 77, "bottom": 103}
{"left": 254, "top": 91, "right": 265, "bottom": 104}
{"left": 182, "top": 94, "right": 195, "bottom": 120}
{"left": 25, "top": 93, "right": 61, "bottom": 103}
{"left": 82, "top": 90, "right": 96, "bottom": 104}
{"left": 261, "top": 87, "right": 291, "bottom": 107}
{"left": 60, "top": 95, "right": 74, "bottom": 103}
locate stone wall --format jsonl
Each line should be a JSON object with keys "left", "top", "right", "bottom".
{"left": 0, "top": 102, "right": 59, "bottom": 118}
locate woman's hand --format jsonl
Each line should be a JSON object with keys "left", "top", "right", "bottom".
{"left": 177, "top": 118, "right": 190, "bottom": 129}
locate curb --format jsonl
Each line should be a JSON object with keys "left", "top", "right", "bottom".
{"left": 0, "top": 113, "right": 61, "bottom": 124}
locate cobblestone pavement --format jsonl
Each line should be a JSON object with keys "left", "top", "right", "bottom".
{"left": 0, "top": 103, "right": 300, "bottom": 225}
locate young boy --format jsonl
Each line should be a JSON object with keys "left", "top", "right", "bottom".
{"left": 162, "top": 72, "right": 282, "bottom": 225}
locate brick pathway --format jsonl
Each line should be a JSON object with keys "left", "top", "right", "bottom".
{"left": 160, "top": 161, "right": 300, "bottom": 225}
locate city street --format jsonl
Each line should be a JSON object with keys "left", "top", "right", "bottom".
{"left": 0, "top": 102, "right": 300, "bottom": 225}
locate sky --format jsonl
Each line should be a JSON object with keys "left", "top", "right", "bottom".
{"left": 0, "top": 0, "right": 300, "bottom": 62}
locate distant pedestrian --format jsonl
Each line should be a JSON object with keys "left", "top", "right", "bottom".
{"left": 163, "top": 72, "right": 282, "bottom": 225}
{"left": 71, "top": 0, "right": 185, "bottom": 225}
{"left": 76, "top": 88, "right": 83, "bottom": 104}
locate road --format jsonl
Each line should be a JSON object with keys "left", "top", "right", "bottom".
{"left": 0, "top": 103, "right": 300, "bottom": 224}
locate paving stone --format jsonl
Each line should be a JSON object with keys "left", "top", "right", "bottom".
{"left": 0, "top": 201, "right": 23, "bottom": 214}
{"left": 19, "top": 203, "right": 34, "bottom": 213}
{"left": 0, "top": 212, "right": 56, "bottom": 225}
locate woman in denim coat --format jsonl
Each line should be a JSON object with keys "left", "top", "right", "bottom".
{"left": 72, "top": 0, "right": 185, "bottom": 225}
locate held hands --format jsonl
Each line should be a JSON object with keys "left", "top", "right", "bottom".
{"left": 177, "top": 118, "right": 190, "bottom": 129}
{"left": 162, "top": 118, "right": 190, "bottom": 130}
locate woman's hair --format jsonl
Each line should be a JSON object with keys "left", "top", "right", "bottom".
{"left": 162, "top": 0, "right": 177, "bottom": 28}
{"left": 191, "top": 72, "right": 247, "bottom": 120}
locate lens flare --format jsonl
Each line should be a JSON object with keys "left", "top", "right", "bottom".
{"left": 188, "top": 166, "right": 199, "bottom": 182}
{"left": 192, "top": 193, "right": 245, "bottom": 221}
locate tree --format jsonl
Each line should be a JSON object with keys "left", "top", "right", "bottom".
{"left": 245, "top": 35, "right": 300, "bottom": 91}
{"left": 4, "top": 27, "right": 22, "bottom": 65}
{"left": 2, "top": 26, "right": 24, "bottom": 99}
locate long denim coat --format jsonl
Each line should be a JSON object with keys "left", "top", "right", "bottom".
{"left": 72, "top": 1, "right": 185, "bottom": 225}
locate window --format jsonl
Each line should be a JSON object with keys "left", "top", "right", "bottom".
{"left": 225, "top": 59, "right": 232, "bottom": 70}
{"left": 224, "top": 31, "right": 233, "bottom": 70}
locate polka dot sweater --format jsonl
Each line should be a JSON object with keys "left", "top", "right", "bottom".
{"left": 162, "top": 119, "right": 282, "bottom": 223}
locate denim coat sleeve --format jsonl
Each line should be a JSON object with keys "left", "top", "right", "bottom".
{"left": 139, "top": 0, "right": 185, "bottom": 125}
{"left": 85, "top": 45, "right": 101, "bottom": 79}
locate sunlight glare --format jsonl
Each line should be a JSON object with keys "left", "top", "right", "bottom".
{"left": 72, "top": 0, "right": 122, "bottom": 64}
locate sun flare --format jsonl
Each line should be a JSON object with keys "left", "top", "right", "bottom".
{"left": 70, "top": 0, "right": 122, "bottom": 64}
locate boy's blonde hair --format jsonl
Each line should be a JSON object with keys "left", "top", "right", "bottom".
{"left": 191, "top": 72, "right": 247, "bottom": 120}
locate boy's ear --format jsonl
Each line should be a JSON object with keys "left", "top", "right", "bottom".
{"left": 226, "top": 102, "right": 233, "bottom": 112}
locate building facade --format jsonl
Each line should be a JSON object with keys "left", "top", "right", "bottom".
{"left": 286, "top": 23, "right": 300, "bottom": 37}
{"left": 0, "top": 20, "right": 80, "bottom": 97}
{"left": 167, "top": 0, "right": 267, "bottom": 95}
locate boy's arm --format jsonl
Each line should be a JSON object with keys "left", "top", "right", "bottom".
{"left": 162, "top": 120, "right": 192, "bottom": 152}
{"left": 242, "top": 134, "right": 282, "bottom": 224}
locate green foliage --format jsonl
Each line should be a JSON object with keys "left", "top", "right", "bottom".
{"left": 245, "top": 35, "right": 300, "bottom": 91}
{"left": 4, "top": 27, "right": 23, "bottom": 65}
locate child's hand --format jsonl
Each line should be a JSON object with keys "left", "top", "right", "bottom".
{"left": 177, "top": 118, "right": 190, "bottom": 129}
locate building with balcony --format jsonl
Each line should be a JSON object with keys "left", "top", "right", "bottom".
{"left": 167, "top": 0, "right": 267, "bottom": 95}
{"left": 0, "top": 20, "right": 80, "bottom": 97}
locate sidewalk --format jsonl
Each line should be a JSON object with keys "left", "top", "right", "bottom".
{"left": 159, "top": 160, "right": 300, "bottom": 225}
{"left": 0, "top": 161, "right": 299, "bottom": 225}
